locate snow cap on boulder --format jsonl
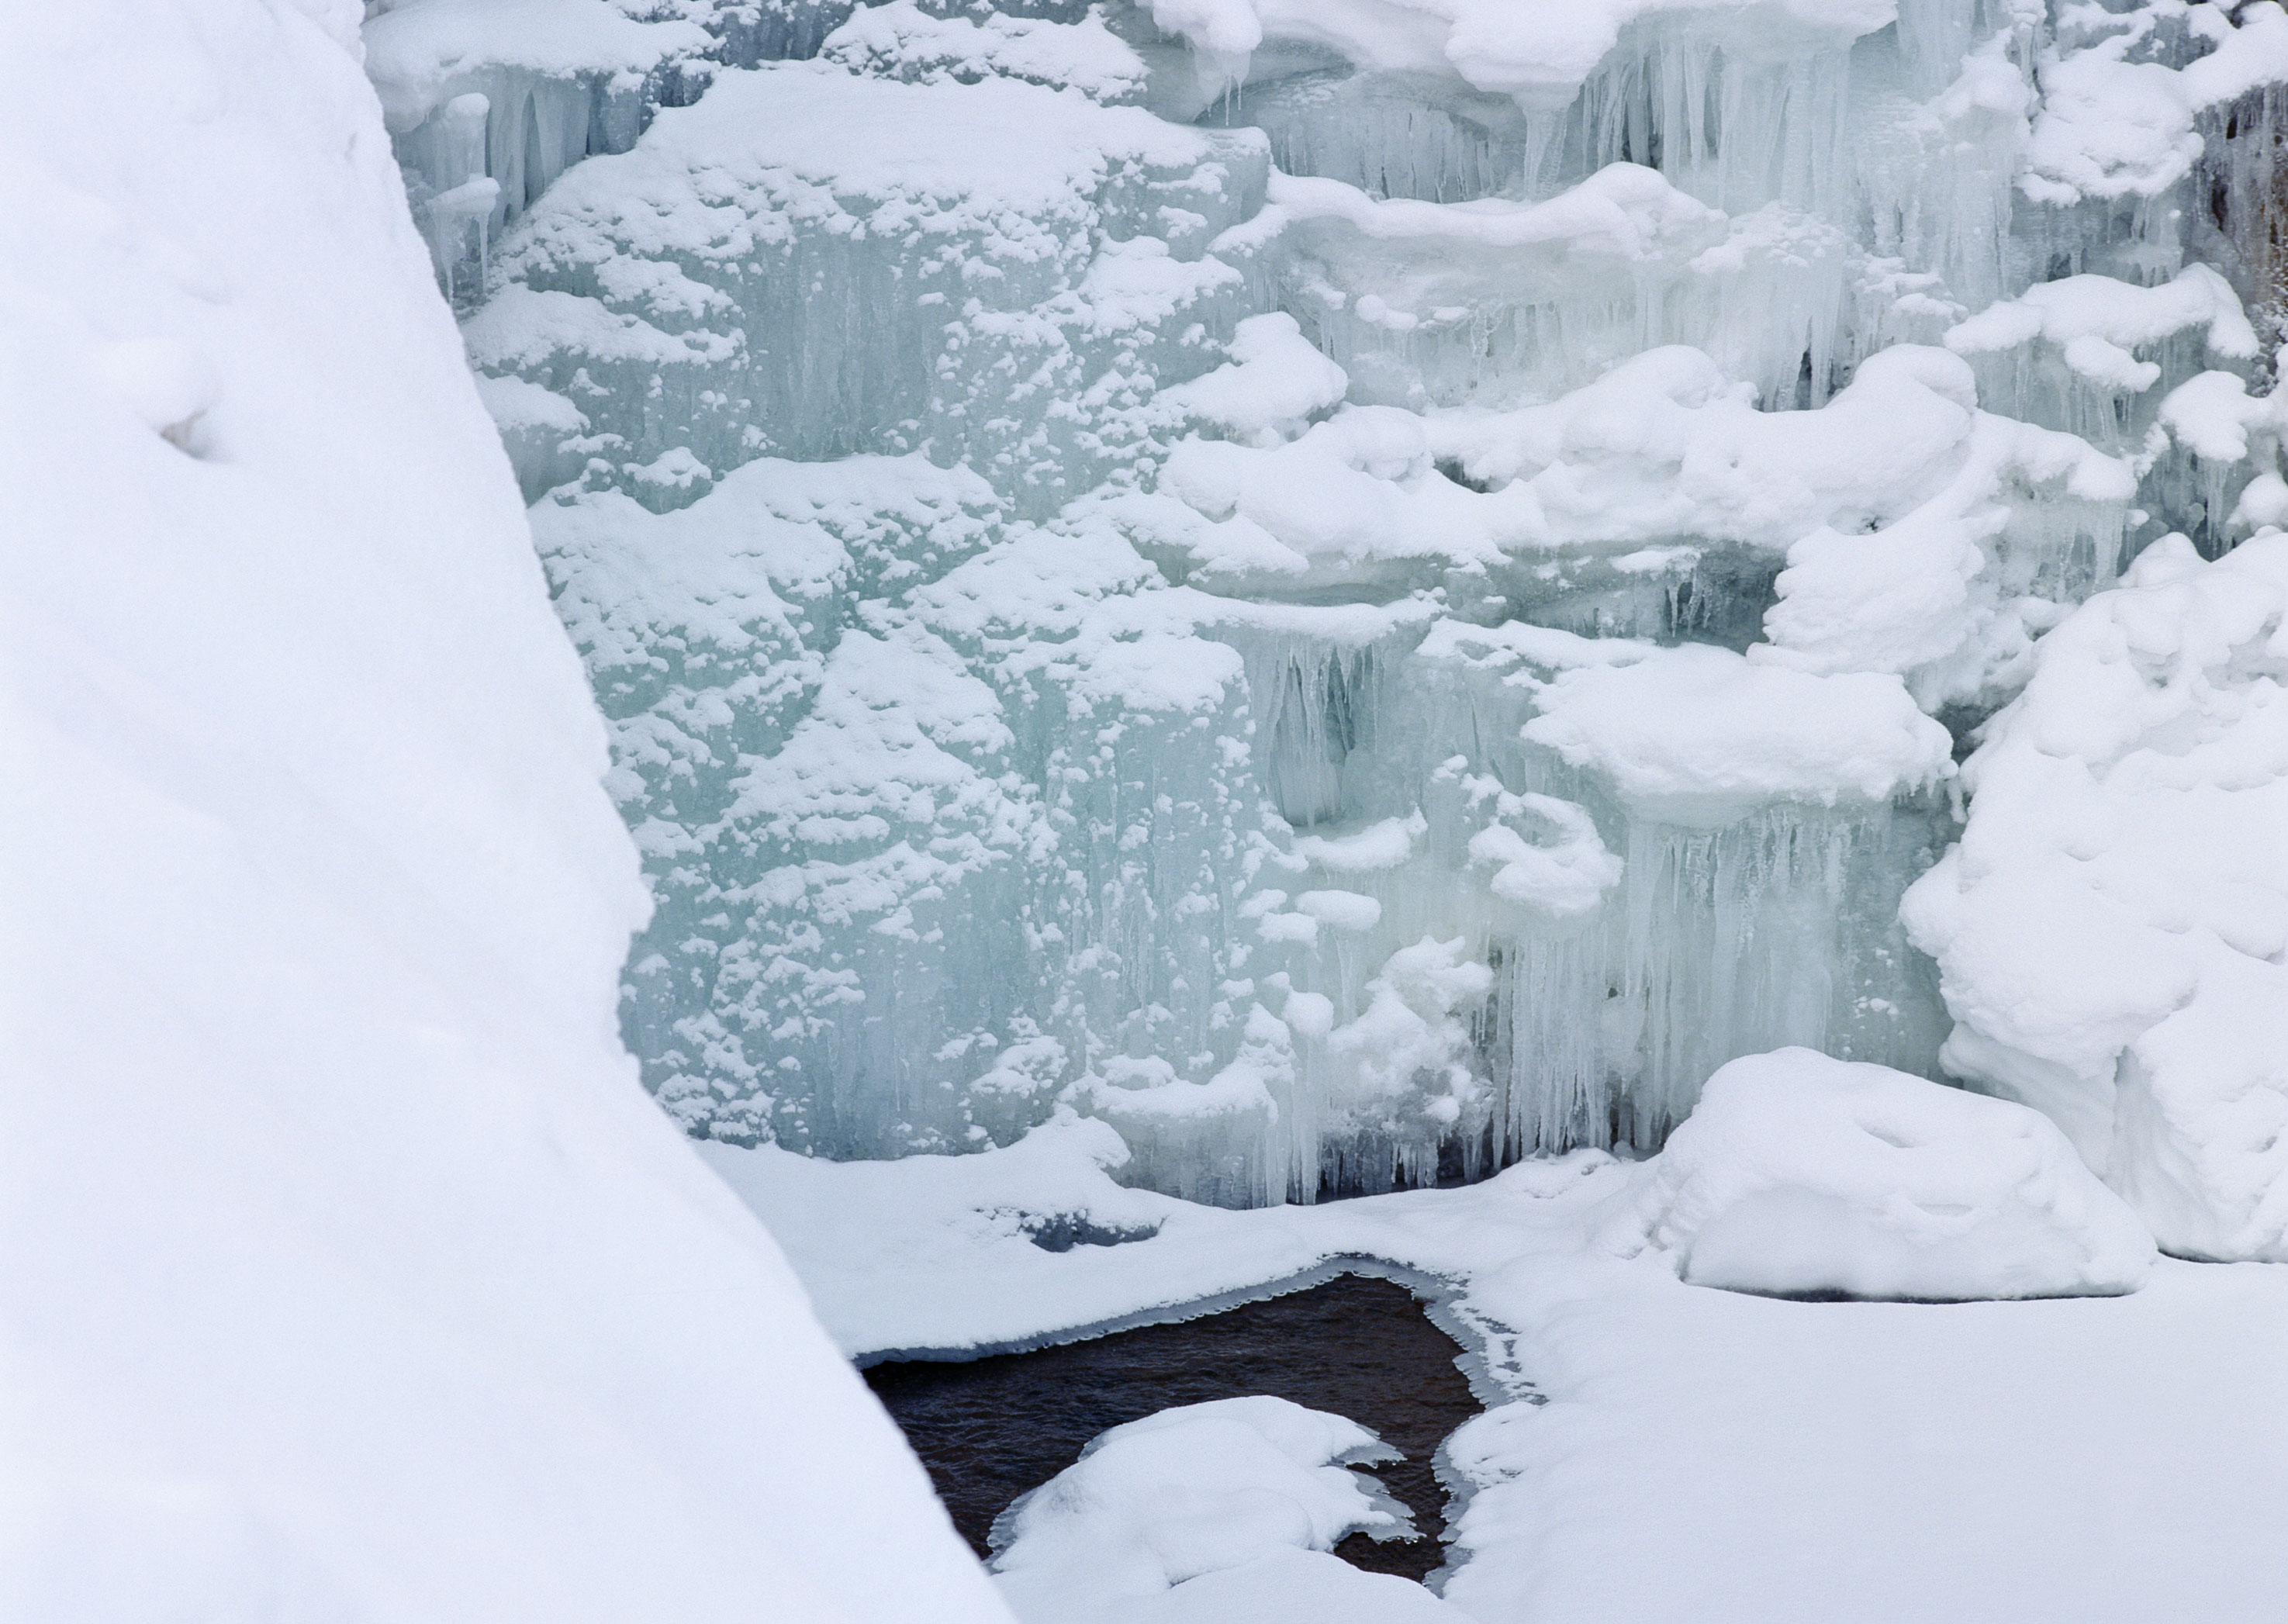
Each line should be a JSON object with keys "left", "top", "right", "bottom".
{"left": 1603, "top": 1049, "right": 2157, "bottom": 1301}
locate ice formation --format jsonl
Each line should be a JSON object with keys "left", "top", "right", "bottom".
{"left": 1601, "top": 1048, "right": 2157, "bottom": 1298}
{"left": 3, "top": 3, "right": 1010, "bottom": 1619}
{"left": 990, "top": 1396, "right": 1463, "bottom": 1624}
{"left": 382, "top": 0, "right": 2288, "bottom": 1222}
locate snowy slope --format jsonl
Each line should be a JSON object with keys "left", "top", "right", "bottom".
{"left": 0, "top": 4, "right": 1008, "bottom": 1620}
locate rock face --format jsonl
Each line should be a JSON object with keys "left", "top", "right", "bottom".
{"left": 1603, "top": 1049, "right": 2158, "bottom": 1301}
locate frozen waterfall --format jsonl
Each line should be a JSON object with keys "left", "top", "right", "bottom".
{"left": 379, "top": 0, "right": 2288, "bottom": 1221}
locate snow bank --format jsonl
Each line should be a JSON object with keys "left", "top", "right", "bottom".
{"left": 1227, "top": 166, "right": 1842, "bottom": 409}
{"left": 0, "top": 5, "right": 1007, "bottom": 1620}
{"left": 1114, "top": 1548, "right": 1464, "bottom": 1623}
{"left": 990, "top": 1397, "right": 1460, "bottom": 1624}
{"left": 1160, "top": 342, "right": 2131, "bottom": 685}
{"left": 1603, "top": 1050, "right": 2156, "bottom": 1299}
{"left": 1157, "top": 311, "right": 1350, "bottom": 447}
{"left": 1903, "top": 534, "right": 2288, "bottom": 1262}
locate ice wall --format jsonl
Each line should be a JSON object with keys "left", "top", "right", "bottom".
{"left": 366, "top": 0, "right": 716, "bottom": 302}
{"left": 1, "top": 3, "right": 1012, "bottom": 1619}
{"left": 401, "top": 0, "right": 2288, "bottom": 1205}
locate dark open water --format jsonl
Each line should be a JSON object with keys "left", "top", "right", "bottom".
{"left": 863, "top": 1272, "right": 1480, "bottom": 1583}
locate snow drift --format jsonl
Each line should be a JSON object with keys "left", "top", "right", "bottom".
{"left": 0, "top": 4, "right": 1007, "bottom": 1621}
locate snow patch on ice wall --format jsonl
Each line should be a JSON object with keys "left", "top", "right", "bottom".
{"left": 382, "top": 0, "right": 2288, "bottom": 1212}
{"left": 1, "top": 4, "right": 1012, "bottom": 1619}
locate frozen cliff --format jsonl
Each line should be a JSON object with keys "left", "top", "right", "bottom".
{"left": 370, "top": 0, "right": 2288, "bottom": 1244}
{"left": 0, "top": 2, "right": 1011, "bottom": 1619}
{"left": 383, "top": 0, "right": 2288, "bottom": 1244}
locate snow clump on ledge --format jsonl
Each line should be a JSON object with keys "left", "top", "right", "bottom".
{"left": 1602, "top": 1049, "right": 2158, "bottom": 1301}
{"left": 990, "top": 1396, "right": 1464, "bottom": 1624}
{"left": 1904, "top": 533, "right": 2288, "bottom": 1263}
{"left": 1522, "top": 642, "right": 1955, "bottom": 826}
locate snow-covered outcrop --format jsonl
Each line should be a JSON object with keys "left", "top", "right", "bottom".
{"left": 0, "top": 4, "right": 1009, "bottom": 1620}
{"left": 1905, "top": 534, "right": 2288, "bottom": 1262}
{"left": 1602, "top": 1049, "right": 2157, "bottom": 1298}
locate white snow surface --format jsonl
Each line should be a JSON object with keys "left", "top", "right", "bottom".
{"left": 709, "top": 1120, "right": 2288, "bottom": 1623}
{"left": 22, "top": 0, "right": 2288, "bottom": 1615}
{"left": 0, "top": 6, "right": 1007, "bottom": 1622}
{"left": 990, "top": 1396, "right": 1460, "bottom": 1624}
{"left": 1904, "top": 533, "right": 2288, "bottom": 1263}
{"left": 1600, "top": 1049, "right": 2157, "bottom": 1299}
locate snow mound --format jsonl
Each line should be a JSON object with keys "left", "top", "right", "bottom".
{"left": 1903, "top": 533, "right": 2288, "bottom": 1263}
{"left": 2023, "top": 1, "right": 2288, "bottom": 205}
{"left": 990, "top": 1396, "right": 1461, "bottom": 1624}
{"left": 1603, "top": 1049, "right": 2156, "bottom": 1300}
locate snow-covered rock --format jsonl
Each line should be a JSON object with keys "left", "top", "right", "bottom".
{"left": 1603, "top": 1049, "right": 2157, "bottom": 1299}
{"left": 0, "top": 5, "right": 1008, "bottom": 1621}
{"left": 1904, "top": 533, "right": 2288, "bottom": 1263}
{"left": 990, "top": 1396, "right": 1462, "bottom": 1624}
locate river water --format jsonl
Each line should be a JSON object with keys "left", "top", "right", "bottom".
{"left": 863, "top": 1271, "right": 1481, "bottom": 1584}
